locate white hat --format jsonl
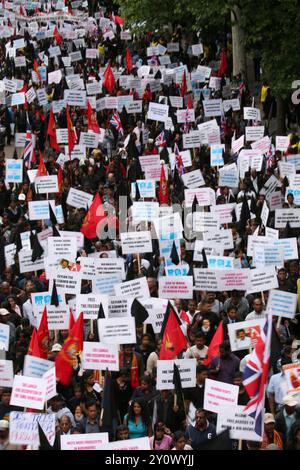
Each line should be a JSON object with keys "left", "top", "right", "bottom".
{"left": 0, "top": 308, "right": 10, "bottom": 316}
{"left": 18, "top": 193, "right": 26, "bottom": 201}
{"left": 51, "top": 343, "right": 62, "bottom": 352}
{"left": 0, "top": 420, "right": 9, "bottom": 430}
{"left": 283, "top": 395, "right": 298, "bottom": 407}
{"left": 264, "top": 413, "right": 275, "bottom": 424}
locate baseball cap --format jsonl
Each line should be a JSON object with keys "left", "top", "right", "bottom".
{"left": 18, "top": 193, "right": 26, "bottom": 201}
{"left": 264, "top": 413, "right": 275, "bottom": 424}
{"left": 0, "top": 308, "right": 10, "bottom": 316}
{"left": 51, "top": 343, "right": 62, "bottom": 352}
{"left": 0, "top": 420, "right": 9, "bottom": 430}
{"left": 283, "top": 395, "right": 298, "bottom": 407}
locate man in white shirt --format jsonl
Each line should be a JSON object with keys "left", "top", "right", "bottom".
{"left": 22, "top": 297, "right": 37, "bottom": 328}
{"left": 235, "top": 329, "right": 252, "bottom": 350}
{"left": 246, "top": 298, "right": 266, "bottom": 321}
{"left": 267, "top": 360, "right": 288, "bottom": 414}
{"left": 185, "top": 333, "right": 208, "bottom": 363}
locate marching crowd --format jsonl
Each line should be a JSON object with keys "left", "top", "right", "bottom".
{"left": 0, "top": 0, "right": 300, "bottom": 452}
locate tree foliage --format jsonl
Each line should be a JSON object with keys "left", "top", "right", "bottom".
{"left": 118, "top": 0, "right": 300, "bottom": 97}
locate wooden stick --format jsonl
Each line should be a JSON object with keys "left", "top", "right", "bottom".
{"left": 174, "top": 393, "right": 177, "bottom": 408}
{"left": 137, "top": 253, "right": 141, "bottom": 274}
{"left": 143, "top": 324, "right": 147, "bottom": 334}
{"left": 90, "top": 319, "right": 94, "bottom": 336}
{"left": 54, "top": 330, "right": 58, "bottom": 343}
{"left": 238, "top": 439, "right": 243, "bottom": 450}
{"left": 276, "top": 316, "right": 282, "bottom": 329}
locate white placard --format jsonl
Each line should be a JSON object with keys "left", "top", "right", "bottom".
{"left": 114, "top": 277, "right": 150, "bottom": 299}
{"left": 35, "top": 175, "right": 58, "bottom": 194}
{"left": 156, "top": 359, "right": 197, "bottom": 390}
{"left": 266, "top": 289, "right": 297, "bottom": 319}
{"left": 203, "top": 99, "right": 222, "bottom": 117}
{"left": 181, "top": 169, "right": 205, "bottom": 188}
{"left": 247, "top": 266, "right": 279, "bottom": 294}
{"left": 82, "top": 342, "right": 119, "bottom": 371}
{"left": 245, "top": 126, "right": 265, "bottom": 142}
{"left": 228, "top": 319, "right": 265, "bottom": 352}
{"left": 217, "top": 405, "right": 262, "bottom": 442}
{"left": 48, "top": 269, "right": 82, "bottom": 295}
{"left": 0, "top": 359, "right": 13, "bottom": 387}
{"left": 158, "top": 276, "right": 193, "bottom": 299}
{"left": 204, "top": 378, "right": 239, "bottom": 414}
{"left": 97, "top": 317, "right": 137, "bottom": 345}
{"left": 120, "top": 231, "right": 152, "bottom": 255}
{"left": 9, "top": 412, "right": 55, "bottom": 446}
{"left": 10, "top": 375, "right": 46, "bottom": 410}
{"left": 193, "top": 212, "right": 220, "bottom": 232}
{"left": 77, "top": 294, "right": 108, "bottom": 320}
{"left": 23, "top": 355, "right": 53, "bottom": 378}
{"left": 18, "top": 250, "right": 44, "bottom": 274}
{"left": 66, "top": 187, "right": 93, "bottom": 210}
{"left": 61, "top": 433, "right": 109, "bottom": 451}
{"left": 147, "top": 102, "right": 169, "bottom": 122}
{"left": 5, "top": 159, "right": 23, "bottom": 183}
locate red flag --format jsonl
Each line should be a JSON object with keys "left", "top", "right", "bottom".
{"left": 103, "top": 64, "right": 115, "bottom": 95}
{"left": 187, "top": 95, "right": 193, "bottom": 109}
{"left": 33, "top": 59, "right": 42, "bottom": 82}
{"left": 37, "top": 307, "right": 50, "bottom": 359}
{"left": 203, "top": 322, "right": 224, "bottom": 366}
{"left": 87, "top": 100, "right": 100, "bottom": 134}
{"left": 159, "top": 164, "right": 169, "bottom": 204}
{"left": 66, "top": 105, "right": 77, "bottom": 154}
{"left": 57, "top": 165, "right": 63, "bottom": 194}
{"left": 28, "top": 328, "right": 42, "bottom": 358}
{"left": 217, "top": 48, "right": 228, "bottom": 77}
{"left": 55, "top": 312, "right": 84, "bottom": 385}
{"left": 36, "top": 151, "right": 48, "bottom": 177}
{"left": 160, "top": 303, "right": 187, "bottom": 360}
{"left": 180, "top": 70, "right": 187, "bottom": 97}
{"left": 80, "top": 192, "right": 106, "bottom": 239}
{"left": 69, "top": 308, "right": 75, "bottom": 333}
{"left": 47, "top": 107, "right": 60, "bottom": 151}
{"left": 54, "top": 26, "right": 62, "bottom": 45}
{"left": 126, "top": 48, "right": 133, "bottom": 72}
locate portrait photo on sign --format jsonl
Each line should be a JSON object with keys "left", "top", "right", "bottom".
{"left": 227, "top": 318, "right": 265, "bottom": 351}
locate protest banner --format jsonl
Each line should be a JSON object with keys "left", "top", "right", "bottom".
{"left": 99, "top": 437, "right": 151, "bottom": 450}
{"left": 93, "top": 258, "right": 125, "bottom": 281}
{"left": 276, "top": 136, "right": 290, "bottom": 151}
{"left": 61, "top": 433, "right": 109, "bottom": 451}
{"left": 181, "top": 169, "right": 205, "bottom": 188}
{"left": 147, "top": 102, "right": 169, "bottom": 122}
{"left": 156, "top": 359, "right": 197, "bottom": 390}
{"left": 47, "top": 236, "right": 77, "bottom": 260}
{"left": 43, "top": 366, "right": 57, "bottom": 402}
{"left": 282, "top": 363, "right": 300, "bottom": 394}
{"left": 202, "top": 99, "right": 222, "bottom": 117}
{"left": 269, "top": 192, "right": 283, "bottom": 211}
{"left": 245, "top": 126, "right": 265, "bottom": 142}
{"left": 97, "top": 317, "right": 137, "bottom": 345}
{"left": 203, "top": 378, "right": 239, "bottom": 414}
{"left": 211, "top": 203, "right": 236, "bottom": 225}
{"left": 34, "top": 175, "right": 59, "bottom": 194}
{"left": 216, "top": 269, "right": 250, "bottom": 291}
{"left": 10, "top": 375, "right": 47, "bottom": 410}
{"left": 66, "top": 187, "right": 93, "bottom": 210}
{"left": 223, "top": 99, "right": 240, "bottom": 113}
{"left": 23, "top": 355, "right": 54, "bottom": 378}
{"left": 243, "top": 107, "right": 261, "bottom": 121}
{"left": 76, "top": 294, "right": 108, "bottom": 320}
{"left": 120, "top": 231, "right": 152, "bottom": 255}
{"left": 217, "top": 405, "right": 262, "bottom": 442}
{"left": 92, "top": 273, "right": 123, "bottom": 296}
{"left": 218, "top": 164, "right": 239, "bottom": 188}
{"left": 82, "top": 342, "right": 119, "bottom": 371}
{"left": 158, "top": 276, "right": 193, "bottom": 299}
{"left": 266, "top": 289, "right": 297, "bottom": 319}
{"left": 203, "top": 229, "right": 234, "bottom": 251}
{"left": 131, "top": 179, "right": 156, "bottom": 198}
{"left": 253, "top": 246, "right": 284, "bottom": 268}
{"left": 36, "top": 304, "right": 69, "bottom": 331}
{"left": 182, "top": 130, "right": 201, "bottom": 149}
{"left": 247, "top": 266, "right": 278, "bottom": 294}
{"left": 210, "top": 144, "right": 225, "bottom": 167}
{"left": 108, "top": 297, "right": 134, "bottom": 318}
{"left": 18, "top": 250, "right": 45, "bottom": 274}
{"left": 114, "top": 277, "right": 150, "bottom": 299}
{"left": 5, "top": 159, "right": 23, "bottom": 183}
{"left": 228, "top": 319, "right": 265, "bottom": 352}
{"left": 126, "top": 100, "right": 143, "bottom": 114}
{"left": 193, "top": 269, "right": 219, "bottom": 291}
{"left": 193, "top": 212, "right": 220, "bottom": 232}
{"left": 9, "top": 412, "right": 55, "bottom": 446}
{"left": 153, "top": 212, "right": 183, "bottom": 241}
{"left": 28, "top": 200, "right": 51, "bottom": 220}
{"left": 247, "top": 235, "right": 298, "bottom": 260}
{"left": 79, "top": 132, "right": 100, "bottom": 148}
{"left": 64, "top": 89, "right": 86, "bottom": 107}
{"left": 48, "top": 269, "right": 82, "bottom": 295}
{"left": 131, "top": 201, "right": 159, "bottom": 222}
{"left": 207, "top": 256, "right": 234, "bottom": 270}
{"left": 4, "top": 243, "right": 16, "bottom": 267}
{"left": 0, "top": 359, "right": 14, "bottom": 387}
{"left": 278, "top": 162, "right": 296, "bottom": 178}
{"left": 184, "top": 188, "right": 213, "bottom": 207}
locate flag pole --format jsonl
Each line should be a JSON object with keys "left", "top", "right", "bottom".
{"left": 238, "top": 439, "right": 243, "bottom": 450}
{"left": 90, "top": 319, "right": 94, "bottom": 336}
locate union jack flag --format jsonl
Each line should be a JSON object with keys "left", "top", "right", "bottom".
{"left": 109, "top": 111, "right": 124, "bottom": 135}
{"left": 155, "top": 130, "right": 167, "bottom": 147}
{"left": 243, "top": 312, "right": 272, "bottom": 437}
{"left": 22, "top": 115, "right": 35, "bottom": 168}
{"left": 174, "top": 143, "right": 185, "bottom": 176}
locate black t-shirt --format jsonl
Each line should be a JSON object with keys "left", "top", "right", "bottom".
{"left": 184, "top": 383, "right": 205, "bottom": 409}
